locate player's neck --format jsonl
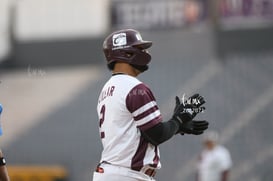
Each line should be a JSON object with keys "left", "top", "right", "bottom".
{"left": 112, "top": 62, "right": 140, "bottom": 77}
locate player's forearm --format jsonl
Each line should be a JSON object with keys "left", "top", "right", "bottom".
{"left": 141, "top": 119, "right": 180, "bottom": 146}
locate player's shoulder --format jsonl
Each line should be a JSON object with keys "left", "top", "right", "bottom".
{"left": 217, "top": 145, "right": 228, "bottom": 151}
{"left": 215, "top": 145, "right": 231, "bottom": 156}
{"left": 131, "top": 82, "right": 151, "bottom": 92}
{"left": 103, "top": 75, "right": 145, "bottom": 97}
{"left": 126, "top": 82, "right": 155, "bottom": 104}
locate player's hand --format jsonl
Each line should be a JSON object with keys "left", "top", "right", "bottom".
{"left": 173, "top": 94, "right": 205, "bottom": 120}
{"left": 178, "top": 94, "right": 205, "bottom": 118}
{"left": 179, "top": 119, "right": 209, "bottom": 135}
{"left": 172, "top": 94, "right": 207, "bottom": 135}
{"left": 186, "top": 94, "right": 205, "bottom": 118}
{"left": 172, "top": 96, "right": 195, "bottom": 134}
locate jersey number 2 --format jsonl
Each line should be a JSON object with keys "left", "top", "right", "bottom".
{"left": 99, "top": 105, "right": 105, "bottom": 138}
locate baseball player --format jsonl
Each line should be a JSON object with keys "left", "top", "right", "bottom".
{"left": 196, "top": 130, "right": 232, "bottom": 181}
{"left": 0, "top": 104, "right": 10, "bottom": 181}
{"left": 93, "top": 29, "right": 209, "bottom": 181}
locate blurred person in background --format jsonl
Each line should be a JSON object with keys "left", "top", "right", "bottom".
{"left": 183, "top": 0, "right": 201, "bottom": 24}
{"left": 196, "top": 130, "right": 232, "bottom": 181}
{"left": 0, "top": 104, "right": 10, "bottom": 181}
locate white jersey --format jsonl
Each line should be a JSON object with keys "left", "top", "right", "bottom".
{"left": 197, "top": 145, "right": 232, "bottom": 181}
{"left": 97, "top": 74, "right": 162, "bottom": 171}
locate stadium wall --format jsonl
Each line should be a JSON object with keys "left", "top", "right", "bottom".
{"left": 0, "top": 0, "right": 110, "bottom": 67}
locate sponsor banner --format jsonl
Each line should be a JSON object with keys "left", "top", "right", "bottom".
{"left": 111, "top": 0, "right": 204, "bottom": 29}
{"left": 111, "top": 0, "right": 273, "bottom": 30}
{"left": 219, "top": 0, "right": 273, "bottom": 29}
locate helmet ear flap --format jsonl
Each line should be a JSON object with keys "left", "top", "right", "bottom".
{"left": 130, "top": 64, "right": 149, "bottom": 72}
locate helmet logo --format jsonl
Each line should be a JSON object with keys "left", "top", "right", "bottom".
{"left": 113, "top": 33, "right": 127, "bottom": 47}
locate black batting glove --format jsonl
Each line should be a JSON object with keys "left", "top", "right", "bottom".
{"left": 173, "top": 94, "right": 205, "bottom": 120}
{"left": 181, "top": 94, "right": 205, "bottom": 119}
{"left": 179, "top": 119, "right": 209, "bottom": 135}
{"left": 172, "top": 97, "right": 193, "bottom": 126}
{"left": 172, "top": 94, "right": 208, "bottom": 135}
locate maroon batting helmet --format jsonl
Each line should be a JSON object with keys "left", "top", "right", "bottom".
{"left": 103, "top": 29, "right": 152, "bottom": 70}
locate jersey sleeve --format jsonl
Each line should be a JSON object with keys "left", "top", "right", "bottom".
{"left": 126, "top": 83, "right": 162, "bottom": 131}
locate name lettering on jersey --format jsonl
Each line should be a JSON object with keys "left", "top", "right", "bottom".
{"left": 99, "top": 86, "right": 115, "bottom": 103}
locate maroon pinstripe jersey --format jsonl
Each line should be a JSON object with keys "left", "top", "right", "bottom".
{"left": 97, "top": 74, "right": 162, "bottom": 170}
